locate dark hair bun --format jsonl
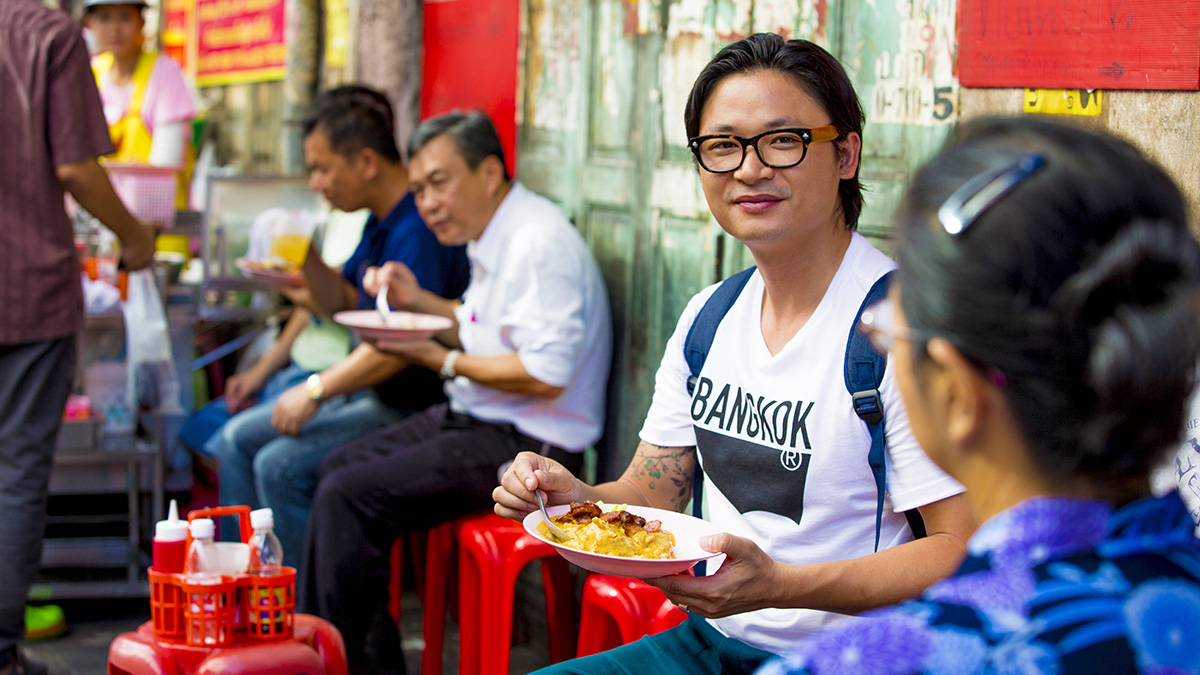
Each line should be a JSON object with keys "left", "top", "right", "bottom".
{"left": 896, "top": 117, "right": 1200, "bottom": 487}
{"left": 1055, "top": 221, "right": 1200, "bottom": 474}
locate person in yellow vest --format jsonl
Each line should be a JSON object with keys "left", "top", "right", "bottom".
{"left": 83, "top": 0, "right": 196, "bottom": 209}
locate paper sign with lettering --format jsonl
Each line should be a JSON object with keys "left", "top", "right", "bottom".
{"left": 195, "top": 0, "right": 287, "bottom": 87}
{"left": 1023, "top": 89, "right": 1103, "bottom": 116}
{"left": 960, "top": 0, "right": 1200, "bottom": 90}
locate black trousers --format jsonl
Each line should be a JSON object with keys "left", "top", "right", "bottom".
{"left": 297, "top": 403, "right": 583, "bottom": 675}
{"left": 0, "top": 337, "right": 75, "bottom": 651}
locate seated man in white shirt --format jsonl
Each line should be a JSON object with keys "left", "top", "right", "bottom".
{"left": 297, "top": 110, "right": 613, "bottom": 675}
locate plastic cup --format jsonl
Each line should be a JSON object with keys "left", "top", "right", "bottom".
{"left": 267, "top": 210, "right": 316, "bottom": 269}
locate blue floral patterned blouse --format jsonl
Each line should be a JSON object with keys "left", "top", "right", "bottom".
{"left": 757, "top": 493, "right": 1200, "bottom": 675}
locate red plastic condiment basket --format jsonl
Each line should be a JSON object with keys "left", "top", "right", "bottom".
{"left": 148, "top": 505, "right": 296, "bottom": 647}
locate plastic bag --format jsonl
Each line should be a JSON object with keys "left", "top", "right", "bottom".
{"left": 123, "top": 269, "right": 183, "bottom": 415}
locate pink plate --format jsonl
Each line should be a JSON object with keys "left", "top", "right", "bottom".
{"left": 333, "top": 310, "right": 454, "bottom": 341}
{"left": 235, "top": 258, "right": 303, "bottom": 287}
{"left": 522, "top": 504, "right": 724, "bottom": 578}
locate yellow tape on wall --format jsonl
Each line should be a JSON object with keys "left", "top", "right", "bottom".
{"left": 1024, "top": 89, "right": 1103, "bottom": 116}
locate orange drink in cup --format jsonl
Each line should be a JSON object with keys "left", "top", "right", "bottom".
{"left": 267, "top": 210, "right": 317, "bottom": 269}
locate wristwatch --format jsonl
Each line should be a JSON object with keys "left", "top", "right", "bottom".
{"left": 439, "top": 349, "right": 462, "bottom": 381}
{"left": 305, "top": 374, "right": 326, "bottom": 402}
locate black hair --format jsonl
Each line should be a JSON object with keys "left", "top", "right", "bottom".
{"left": 895, "top": 116, "right": 1200, "bottom": 487}
{"left": 302, "top": 85, "right": 402, "bottom": 164}
{"left": 407, "top": 110, "right": 511, "bottom": 182}
{"left": 683, "top": 33, "right": 865, "bottom": 230}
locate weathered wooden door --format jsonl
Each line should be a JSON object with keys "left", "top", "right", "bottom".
{"left": 518, "top": 0, "right": 958, "bottom": 476}
{"left": 520, "top": 0, "right": 709, "bottom": 477}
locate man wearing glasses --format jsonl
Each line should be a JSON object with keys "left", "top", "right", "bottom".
{"left": 495, "top": 33, "right": 974, "bottom": 675}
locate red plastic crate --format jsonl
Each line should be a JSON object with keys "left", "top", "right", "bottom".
{"left": 148, "top": 506, "right": 296, "bottom": 647}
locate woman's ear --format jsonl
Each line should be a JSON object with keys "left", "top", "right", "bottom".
{"left": 924, "top": 337, "right": 992, "bottom": 448}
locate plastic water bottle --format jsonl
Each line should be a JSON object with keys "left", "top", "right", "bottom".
{"left": 183, "top": 518, "right": 222, "bottom": 645}
{"left": 184, "top": 518, "right": 220, "bottom": 581}
{"left": 247, "top": 508, "right": 286, "bottom": 635}
{"left": 247, "top": 507, "right": 284, "bottom": 573}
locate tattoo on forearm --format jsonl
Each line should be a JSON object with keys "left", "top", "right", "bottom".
{"left": 632, "top": 446, "right": 693, "bottom": 509}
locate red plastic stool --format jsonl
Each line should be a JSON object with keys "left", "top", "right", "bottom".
{"left": 457, "top": 513, "right": 575, "bottom": 675}
{"left": 418, "top": 517, "right": 463, "bottom": 675}
{"left": 387, "top": 515, "right": 477, "bottom": 675}
{"left": 107, "top": 613, "right": 347, "bottom": 675}
{"left": 576, "top": 575, "right": 687, "bottom": 657}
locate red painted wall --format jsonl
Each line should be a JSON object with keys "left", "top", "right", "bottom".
{"left": 959, "top": 0, "right": 1200, "bottom": 90}
{"left": 421, "top": 0, "right": 520, "bottom": 177}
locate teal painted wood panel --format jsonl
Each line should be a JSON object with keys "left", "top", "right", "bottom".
{"left": 835, "top": 0, "right": 960, "bottom": 252}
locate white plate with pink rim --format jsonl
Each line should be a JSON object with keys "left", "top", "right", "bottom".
{"left": 522, "top": 503, "right": 725, "bottom": 578}
{"left": 332, "top": 310, "right": 454, "bottom": 341}
{"left": 235, "top": 258, "right": 304, "bottom": 287}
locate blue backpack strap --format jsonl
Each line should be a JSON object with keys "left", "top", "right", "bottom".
{"left": 684, "top": 267, "right": 757, "bottom": 397}
{"left": 682, "top": 267, "right": 755, "bottom": 575}
{"left": 844, "top": 271, "right": 894, "bottom": 552}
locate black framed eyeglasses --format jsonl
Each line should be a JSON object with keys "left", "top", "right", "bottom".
{"left": 688, "top": 125, "right": 840, "bottom": 174}
{"left": 937, "top": 153, "right": 1045, "bottom": 235}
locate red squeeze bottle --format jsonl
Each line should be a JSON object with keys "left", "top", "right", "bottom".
{"left": 153, "top": 499, "right": 188, "bottom": 573}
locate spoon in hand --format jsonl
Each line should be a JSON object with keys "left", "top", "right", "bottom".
{"left": 535, "top": 490, "right": 570, "bottom": 543}
{"left": 376, "top": 282, "right": 392, "bottom": 323}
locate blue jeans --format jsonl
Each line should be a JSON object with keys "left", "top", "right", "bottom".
{"left": 179, "top": 362, "right": 312, "bottom": 460}
{"left": 215, "top": 389, "right": 409, "bottom": 562}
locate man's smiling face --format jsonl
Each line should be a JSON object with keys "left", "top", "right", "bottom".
{"left": 696, "top": 69, "right": 857, "bottom": 253}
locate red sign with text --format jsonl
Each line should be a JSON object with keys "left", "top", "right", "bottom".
{"left": 160, "top": 0, "right": 190, "bottom": 73}
{"left": 195, "top": 0, "right": 287, "bottom": 86}
{"left": 959, "top": 0, "right": 1200, "bottom": 90}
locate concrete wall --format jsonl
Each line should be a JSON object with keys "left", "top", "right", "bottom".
{"left": 353, "top": 0, "right": 422, "bottom": 157}
{"left": 960, "top": 88, "right": 1200, "bottom": 227}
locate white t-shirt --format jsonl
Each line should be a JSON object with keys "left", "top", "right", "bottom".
{"left": 640, "top": 233, "right": 964, "bottom": 655}
{"left": 448, "top": 182, "right": 613, "bottom": 451}
{"left": 1152, "top": 386, "right": 1200, "bottom": 531}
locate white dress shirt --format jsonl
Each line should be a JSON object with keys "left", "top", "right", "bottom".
{"left": 448, "top": 182, "right": 612, "bottom": 451}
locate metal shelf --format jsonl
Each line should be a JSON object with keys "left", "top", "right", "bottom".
{"left": 29, "top": 579, "right": 150, "bottom": 601}
{"left": 41, "top": 537, "right": 139, "bottom": 570}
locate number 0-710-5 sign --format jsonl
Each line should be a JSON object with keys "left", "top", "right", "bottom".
{"left": 872, "top": 82, "right": 957, "bottom": 126}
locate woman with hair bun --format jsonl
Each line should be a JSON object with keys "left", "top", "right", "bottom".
{"left": 758, "top": 117, "right": 1200, "bottom": 675}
